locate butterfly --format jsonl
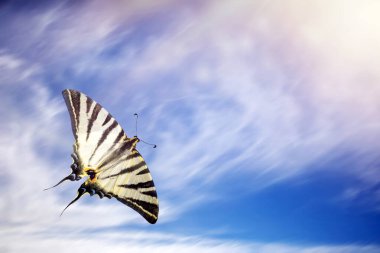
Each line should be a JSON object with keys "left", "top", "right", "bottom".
{"left": 46, "top": 89, "right": 159, "bottom": 224}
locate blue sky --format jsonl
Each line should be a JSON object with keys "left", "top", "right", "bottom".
{"left": 1, "top": 0, "right": 380, "bottom": 252}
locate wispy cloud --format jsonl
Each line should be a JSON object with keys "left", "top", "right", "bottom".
{"left": 1, "top": 0, "right": 380, "bottom": 226}
{"left": 101, "top": 0, "right": 380, "bottom": 196}
{"left": 0, "top": 51, "right": 185, "bottom": 232}
{"left": 1, "top": 228, "right": 379, "bottom": 253}
{"left": 1, "top": 0, "right": 379, "bottom": 251}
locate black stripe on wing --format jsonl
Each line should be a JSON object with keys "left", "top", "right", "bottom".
{"left": 136, "top": 168, "right": 150, "bottom": 175}
{"left": 102, "top": 114, "right": 112, "bottom": 126}
{"left": 86, "top": 102, "right": 102, "bottom": 141}
{"left": 86, "top": 95, "right": 92, "bottom": 114}
{"left": 89, "top": 126, "right": 125, "bottom": 164}
{"left": 97, "top": 120, "right": 118, "bottom": 148}
{"left": 118, "top": 180, "right": 157, "bottom": 198}
{"left": 62, "top": 89, "right": 81, "bottom": 138}
{"left": 88, "top": 120, "right": 123, "bottom": 163}
{"left": 118, "top": 180, "right": 155, "bottom": 190}
{"left": 139, "top": 190, "right": 157, "bottom": 198}
{"left": 98, "top": 138, "right": 138, "bottom": 170}
{"left": 116, "top": 197, "right": 158, "bottom": 224}
{"left": 99, "top": 161, "right": 146, "bottom": 179}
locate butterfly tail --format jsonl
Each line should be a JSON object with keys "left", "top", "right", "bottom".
{"left": 60, "top": 186, "right": 87, "bottom": 216}
{"left": 43, "top": 173, "right": 80, "bottom": 191}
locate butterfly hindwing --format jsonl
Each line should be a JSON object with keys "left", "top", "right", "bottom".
{"left": 61, "top": 89, "right": 159, "bottom": 224}
{"left": 96, "top": 149, "right": 159, "bottom": 224}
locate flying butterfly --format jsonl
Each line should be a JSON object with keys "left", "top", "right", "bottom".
{"left": 46, "top": 89, "right": 159, "bottom": 224}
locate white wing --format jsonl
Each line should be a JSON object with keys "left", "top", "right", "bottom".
{"left": 62, "top": 89, "right": 159, "bottom": 223}
{"left": 62, "top": 89, "right": 126, "bottom": 168}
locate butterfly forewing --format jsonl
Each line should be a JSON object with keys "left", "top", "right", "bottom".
{"left": 62, "top": 89, "right": 126, "bottom": 167}
{"left": 62, "top": 89, "right": 159, "bottom": 224}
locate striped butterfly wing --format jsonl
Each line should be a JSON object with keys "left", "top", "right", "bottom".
{"left": 62, "top": 89, "right": 159, "bottom": 224}
{"left": 62, "top": 89, "right": 126, "bottom": 168}
{"left": 96, "top": 149, "right": 159, "bottom": 224}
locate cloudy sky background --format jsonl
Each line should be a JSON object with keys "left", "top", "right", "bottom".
{"left": 1, "top": 0, "right": 380, "bottom": 252}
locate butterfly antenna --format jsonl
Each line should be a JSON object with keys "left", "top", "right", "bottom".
{"left": 134, "top": 113, "right": 138, "bottom": 137}
{"left": 134, "top": 113, "right": 157, "bottom": 148}
{"left": 60, "top": 189, "right": 85, "bottom": 216}
{"left": 140, "top": 139, "right": 157, "bottom": 148}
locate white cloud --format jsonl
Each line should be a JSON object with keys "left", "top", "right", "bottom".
{"left": 1, "top": 1, "right": 379, "bottom": 251}
{"left": 0, "top": 53, "right": 23, "bottom": 69}
{"left": 0, "top": 52, "right": 185, "bottom": 236}
{"left": 100, "top": 0, "right": 380, "bottom": 194}
{"left": 1, "top": 228, "right": 379, "bottom": 253}
{"left": 4, "top": 0, "right": 374, "bottom": 208}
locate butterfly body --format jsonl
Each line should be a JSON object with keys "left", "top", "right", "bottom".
{"left": 50, "top": 89, "right": 159, "bottom": 224}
